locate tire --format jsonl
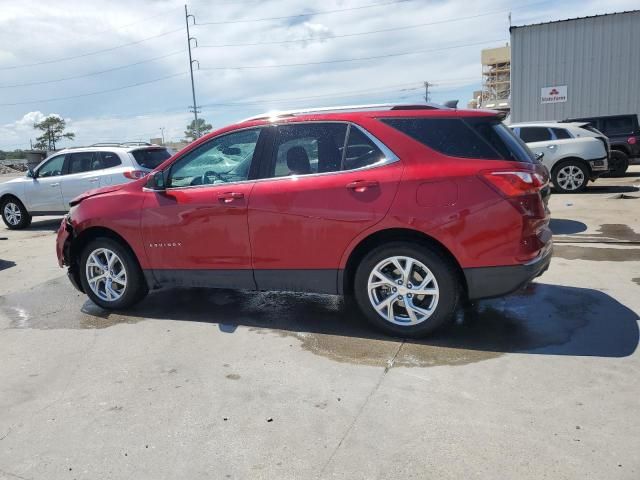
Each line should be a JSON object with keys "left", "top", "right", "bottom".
{"left": 1, "top": 196, "right": 32, "bottom": 230}
{"left": 353, "top": 242, "right": 460, "bottom": 338}
{"left": 552, "top": 160, "right": 588, "bottom": 193}
{"left": 607, "top": 150, "right": 629, "bottom": 177}
{"left": 79, "top": 237, "right": 148, "bottom": 309}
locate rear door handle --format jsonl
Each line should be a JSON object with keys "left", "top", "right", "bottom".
{"left": 346, "top": 180, "right": 379, "bottom": 192}
{"left": 218, "top": 192, "right": 244, "bottom": 203}
{"left": 50, "top": 183, "right": 60, "bottom": 187}
{"left": 89, "top": 177, "right": 99, "bottom": 183}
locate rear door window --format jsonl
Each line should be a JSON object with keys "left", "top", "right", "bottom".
{"left": 131, "top": 148, "right": 172, "bottom": 170}
{"left": 552, "top": 128, "right": 572, "bottom": 139}
{"left": 343, "top": 126, "right": 385, "bottom": 170}
{"left": 518, "top": 127, "right": 552, "bottom": 143}
{"left": 99, "top": 151, "right": 122, "bottom": 168}
{"left": 602, "top": 117, "right": 634, "bottom": 135}
{"left": 382, "top": 117, "right": 533, "bottom": 162}
{"left": 270, "top": 123, "right": 347, "bottom": 178}
{"left": 68, "top": 152, "right": 99, "bottom": 174}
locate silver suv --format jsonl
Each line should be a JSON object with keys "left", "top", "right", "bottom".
{"left": 0, "top": 143, "right": 172, "bottom": 229}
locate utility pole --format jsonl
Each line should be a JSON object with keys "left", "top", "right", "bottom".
{"left": 185, "top": 4, "right": 201, "bottom": 139}
{"left": 423, "top": 81, "right": 431, "bottom": 102}
{"left": 159, "top": 127, "right": 165, "bottom": 144}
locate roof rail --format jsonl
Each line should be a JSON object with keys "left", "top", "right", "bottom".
{"left": 240, "top": 102, "right": 449, "bottom": 122}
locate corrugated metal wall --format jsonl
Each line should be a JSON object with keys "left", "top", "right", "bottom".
{"left": 510, "top": 11, "right": 640, "bottom": 122}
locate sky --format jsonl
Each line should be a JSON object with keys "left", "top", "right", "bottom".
{"left": 0, "top": 0, "right": 637, "bottom": 150}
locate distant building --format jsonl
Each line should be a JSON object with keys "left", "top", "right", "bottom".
{"left": 480, "top": 45, "right": 511, "bottom": 112}
{"left": 510, "top": 10, "right": 640, "bottom": 122}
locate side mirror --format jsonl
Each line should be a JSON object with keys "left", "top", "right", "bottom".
{"left": 146, "top": 171, "right": 166, "bottom": 191}
{"left": 535, "top": 152, "right": 544, "bottom": 162}
{"left": 26, "top": 166, "right": 36, "bottom": 178}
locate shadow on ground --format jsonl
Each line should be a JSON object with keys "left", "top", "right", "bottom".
{"left": 549, "top": 218, "right": 588, "bottom": 235}
{"left": 26, "top": 218, "right": 62, "bottom": 232}
{"left": 583, "top": 184, "right": 639, "bottom": 194}
{"left": 2, "top": 277, "right": 638, "bottom": 366}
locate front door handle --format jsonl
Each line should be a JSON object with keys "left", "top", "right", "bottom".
{"left": 218, "top": 192, "right": 244, "bottom": 203}
{"left": 89, "top": 177, "right": 99, "bottom": 183}
{"left": 50, "top": 183, "right": 60, "bottom": 187}
{"left": 346, "top": 180, "right": 379, "bottom": 192}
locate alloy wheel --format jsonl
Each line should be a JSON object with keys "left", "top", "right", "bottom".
{"left": 367, "top": 255, "right": 439, "bottom": 326}
{"left": 556, "top": 165, "right": 585, "bottom": 191}
{"left": 85, "top": 248, "right": 127, "bottom": 302}
{"left": 3, "top": 202, "right": 21, "bottom": 226}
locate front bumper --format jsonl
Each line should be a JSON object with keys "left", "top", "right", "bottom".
{"left": 463, "top": 244, "right": 552, "bottom": 300}
{"left": 56, "top": 215, "right": 85, "bottom": 293}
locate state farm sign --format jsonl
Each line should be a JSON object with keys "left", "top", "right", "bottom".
{"left": 541, "top": 85, "right": 567, "bottom": 104}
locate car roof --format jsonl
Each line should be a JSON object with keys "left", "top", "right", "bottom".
{"left": 510, "top": 122, "right": 586, "bottom": 129}
{"left": 56, "top": 143, "right": 167, "bottom": 154}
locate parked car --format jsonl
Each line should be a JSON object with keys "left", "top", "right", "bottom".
{"left": 509, "top": 122, "right": 609, "bottom": 193}
{"left": 0, "top": 143, "right": 172, "bottom": 229}
{"left": 56, "top": 104, "right": 552, "bottom": 338}
{"left": 563, "top": 114, "right": 640, "bottom": 176}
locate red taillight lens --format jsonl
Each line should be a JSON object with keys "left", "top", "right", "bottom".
{"left": 480, "top": 170, "right": 545, "bottom": 197}
{"left": 123, "top": 170, "right": 148, "bottom": 180}
{"left": 628, "top": 137, "right": 637, "bottom": 145}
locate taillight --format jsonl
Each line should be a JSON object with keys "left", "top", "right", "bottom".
{"left": 480, "top": 170, "right": 546, "bottom": 197}
{"left": 628, "top": 137, "right": 637, "bottom": 145}
{"left": 123, "top": 170, "right": 148, "bottom": 180}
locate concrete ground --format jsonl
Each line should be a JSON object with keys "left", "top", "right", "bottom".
{"left": 0, "top": 168, "right": 638, "bottom": 480}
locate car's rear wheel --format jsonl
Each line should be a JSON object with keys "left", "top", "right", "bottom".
{"left": 354, "top": 242, "right": 460, "bottom": 338}
{"left": 552, "top": 161, "right": 588, "bottom": 193}
{"left": 1, "top": 196, "right": 31, "bottom": 230}
{"left": 79, "top": 237, "right": 148, "bottom": 309}
{"left": 607, "top": 150, "right": 629, "bottom": 177}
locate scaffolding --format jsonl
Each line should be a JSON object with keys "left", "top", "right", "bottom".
{"left": 480, "top": 45, "right": 511, "bottom": 111}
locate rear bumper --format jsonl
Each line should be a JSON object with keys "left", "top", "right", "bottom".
{"left": 463, "top": 244, "right": 552, "bottom": 300}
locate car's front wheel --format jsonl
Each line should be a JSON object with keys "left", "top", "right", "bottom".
{"left": 552, "top": 161, "right": 588, "bottom": 193}
{"left": 79, "top": 237, "right": 148, "bottom": 309}
{"left": 354, "top": 242, "right": 460, "bottom": 338}
{"left": 1, "top": 196, "right": 31, "bottom": 230}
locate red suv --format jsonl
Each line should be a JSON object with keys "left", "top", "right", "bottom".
{"left": 56, "top": 104, "right": 552, "bottom": 337}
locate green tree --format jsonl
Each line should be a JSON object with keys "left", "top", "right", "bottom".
{"left": 33, "top": 116, "right": 75, "bottom": 150}
{"left": 184, "top": 118, "right": 212, "bottom": 141}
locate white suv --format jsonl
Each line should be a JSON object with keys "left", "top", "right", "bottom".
{"left": 510, "top": 122, "right": 609, "bottom": 193}
{"left": 0, "top": 143, "right": 172, "bottom": 229}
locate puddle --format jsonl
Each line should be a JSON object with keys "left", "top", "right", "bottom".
{"left": 553, "top": 245, "right": 640, "bottom": 262}
{"left": 2, "top": 277, "right": 637, "bottom": 367}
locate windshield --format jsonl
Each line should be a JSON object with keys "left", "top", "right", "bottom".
{"left": 130, "top": 148, "right": 172, "bottom": 170}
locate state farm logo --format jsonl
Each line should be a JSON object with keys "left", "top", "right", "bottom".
{"left": 548, "top": 88, "right": 559, "bottom": 95}
{"left": 541, "top": 85, "right": 567, "bottom": 104}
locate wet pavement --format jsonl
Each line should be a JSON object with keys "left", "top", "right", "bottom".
{"left": 0, "top": 169, "right": 639, "bottom": 479}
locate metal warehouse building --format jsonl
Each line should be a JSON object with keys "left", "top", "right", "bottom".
{"left": 510, "top": 10, "right": 640, "bottom": 123}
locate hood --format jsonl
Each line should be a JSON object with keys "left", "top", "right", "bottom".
{"left": 69, "top": 184, "right": 126, "bottom": 207}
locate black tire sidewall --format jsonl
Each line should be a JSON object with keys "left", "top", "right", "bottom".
{"left": 79, "top": 237, "right": 146, "bottom": 309}
{"left": 354, "top": 242, "right": 459, "bottom": 338}
{"left": 552, "top": 161, "right": 588, "bottom": 193}
{"left": 1, "top": 197, "right": 31, "bottom": 229}
{"left": 609, "top": 151, "right": 629, "bottom": 177}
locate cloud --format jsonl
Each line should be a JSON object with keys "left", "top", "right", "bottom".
{"left": 0, "top": 0, "right": 639, "bottom": 149}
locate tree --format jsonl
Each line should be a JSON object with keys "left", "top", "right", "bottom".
{"left": 184, "top": 118, "right": 212, "bottom": 142}
{"left": 33, "top": 115, "right": 75, "bottom": 150}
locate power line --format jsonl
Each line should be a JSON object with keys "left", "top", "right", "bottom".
{"left": 197, "top": 0, "right": 554, "bottom": 49}
{"left": 198, "top": 39, "right": 506, "bottom": 71}
{"left": 0, "top": 51, "right": 184, "bottom": 88}
{"left": 0, "top": 27, "right": 184, "bottom": 71}
{"left": 0, "top": 72, "right": 187, "bottom": 106}
{"left": 195, "top": 0, "right": 417, "bottom": 25}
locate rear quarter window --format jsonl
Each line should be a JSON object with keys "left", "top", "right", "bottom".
{"left": 382, "top": 117, "right": 533, "bottom": 162}
{"left": 130, "top": 148, "right": 172, "bottom": 169}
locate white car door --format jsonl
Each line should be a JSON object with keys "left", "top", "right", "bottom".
{"left": 60, "top": 151, "right": 103, "bottom": 207}
{"left": 23, "top": 154, "right": 66, "bottom": 212}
